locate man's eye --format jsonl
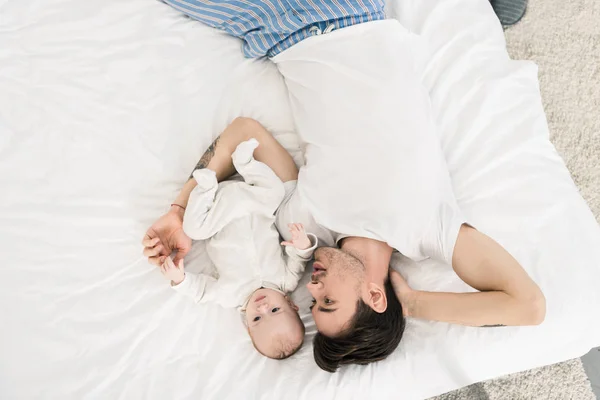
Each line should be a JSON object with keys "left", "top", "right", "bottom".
{"left": 253, "top": 316, "right": 261, "bottom": 322}
{"left": 271, "top": 307, "right": 280, "bottom": 313}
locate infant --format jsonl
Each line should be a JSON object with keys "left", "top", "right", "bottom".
{"left": 160, "top": 139, "right": 316, "bottom": 359}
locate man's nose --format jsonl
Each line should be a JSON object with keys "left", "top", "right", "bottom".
{"left": 306, "top": 280, "right": 323, "bottom": 294}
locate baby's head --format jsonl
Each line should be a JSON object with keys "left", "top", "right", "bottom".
{"left": 245, "top": 288, "right": 305, "bottom": 359}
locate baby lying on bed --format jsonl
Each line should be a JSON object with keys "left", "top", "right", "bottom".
{"left": 160, "top": 139, "right": 317, "bottom": 359}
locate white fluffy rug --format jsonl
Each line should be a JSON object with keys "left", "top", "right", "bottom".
{"left": 433, "top": 358, "right": 595, "bottom": 400}
{"left": 431, "top": 0, "right": 599, "bottom": 398}
{"left": 505, "top": 0, "right": 600, "bottom": 223}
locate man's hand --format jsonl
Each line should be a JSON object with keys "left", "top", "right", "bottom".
{"left": 390, "top": 269, "right": 414, "bottom": 317}
{"left": 281, "top": 223, "right": 312, "bottom": 250}
{"left": 161, "top": 257, "right": 186, "bottom": 285}
{"left": 142, "top": 206, "right": 192, "bottom": 266}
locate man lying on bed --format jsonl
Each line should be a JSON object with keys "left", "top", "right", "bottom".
{"left": 142, "top": 118, "right": 546, "bottom": 372}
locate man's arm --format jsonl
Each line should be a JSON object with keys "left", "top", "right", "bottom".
{"left": 172, "top": 117, "right": 298, "bottom": 209}
{"left": 143, "top": 117, "right": 299, "bottom": 266}
{"left": 392, "top": 224, "right": 546, "bottom": 327}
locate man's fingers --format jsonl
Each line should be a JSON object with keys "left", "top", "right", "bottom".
{"left": 143, "top": 245, "right": 164, "bottom": 258}
{"left": 143, "top": 247, "right": 157, "bottom": 258}
{"left": 164, "top": 257, "right": 175, "bottom": 269}
{"left": 281, "top": 241, "right": 292, "bottom": 246}
{"left": 142, "top": 236, "right": 160, "bottom": 247}
{"left": 177, "top": 259, "right": 184, "bottom": 270}
{"left": 148, "top": 255, "right": 168, "bottom": 266}
{"left": 148, "top": 256, "right": 162, "bottom": 266}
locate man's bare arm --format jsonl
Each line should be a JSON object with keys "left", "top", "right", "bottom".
{"left": 143, "top": 117, "right": 299, "bottom": 266}
{"left": 172, "top": 117, "right": 299, "bottom": 209}
{"left": 188, "top": 136, "right": 221, "bottom": 180}
{"left": 393, "top": 225, "right": 546, "bottom": 327}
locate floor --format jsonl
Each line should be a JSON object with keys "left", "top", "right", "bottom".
{"left": 503, "top": 0, "right": 599, "bottom": 398}
{"left": 583, "top": 347, "right": 600, "bottom": 398}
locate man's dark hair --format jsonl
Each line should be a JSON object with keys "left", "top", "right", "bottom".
{"left": 313, "top": 275, "right": 405, "bottom": 372}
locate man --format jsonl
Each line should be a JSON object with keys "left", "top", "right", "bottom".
{"left": 143, "top": 117, "right": 545, "bottom": 372}
{"left": 147, "top": 0, "right": 546, "bottom": 372}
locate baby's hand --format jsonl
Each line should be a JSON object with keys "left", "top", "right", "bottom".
{"left": 161, "top": 257, "right": 185, "bottom": 285}
{"left": 281, "top": 223, "right": 312, "bottom": 250}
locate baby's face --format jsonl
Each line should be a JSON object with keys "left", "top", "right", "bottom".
{"left": 245, "top": 288, "right": 305, "bottom": 359}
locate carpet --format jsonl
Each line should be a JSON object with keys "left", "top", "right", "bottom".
{"left": 432, "top": 358, "right": 595, "bottom": 400}
{"left": 505, "top": 0, "right": 600, "bottom": 223}
{"left": 430, "top": 0, "right": 599, "bottom": 398}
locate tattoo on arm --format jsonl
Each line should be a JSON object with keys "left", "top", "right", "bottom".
{"left": 480, "top": 324, "right": 506, "bottom": 328}
{"left": 189, "top": 136, "right": 220, "bottom": 179}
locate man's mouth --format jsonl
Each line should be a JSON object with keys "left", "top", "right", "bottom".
{"left": 313, "top": 261, "right": 326, "bottom": 273}
{"left": 311, "top": 262, "right": 326, "bottom": 282}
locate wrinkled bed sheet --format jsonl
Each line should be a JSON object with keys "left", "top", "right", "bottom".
{"left": 1, "top": 0, "right": 599, "bottom": 399}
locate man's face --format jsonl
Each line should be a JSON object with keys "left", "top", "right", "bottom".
{"left": 307, "top": 247, "right": 367, "bottom": 337}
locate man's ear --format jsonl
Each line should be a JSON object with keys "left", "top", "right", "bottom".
{"left": 367, "top": 282, "right": 388, "bottom": 313}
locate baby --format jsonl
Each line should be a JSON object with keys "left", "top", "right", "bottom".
{"left": 160, "top": 139, "right": 316, "bottom": 359}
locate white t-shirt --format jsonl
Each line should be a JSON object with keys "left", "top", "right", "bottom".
{"left": 272, "top": 19, "right": 465, "bottom": 265}
{"left": 275, "top": 181, "right": 346, "bottom": 248}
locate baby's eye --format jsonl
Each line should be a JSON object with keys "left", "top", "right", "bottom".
{"left": 271, "top": 307, "right": 280, "bottom": 313}
{"left": 311, "top": 298, "right": 316, "bottom": 305}
{"left": 253, "top": 316, "right": 261, "bottom": 322}
{"left": 324, "top": 298, "right": 332, "bottom": 305}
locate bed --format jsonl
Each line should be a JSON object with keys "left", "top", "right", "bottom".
{"left": 1, "top": 0, "right": 599, "bottom": 399}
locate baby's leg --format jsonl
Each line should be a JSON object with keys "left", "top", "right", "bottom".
{"left": 182, "top": 170, "right": 218, "bottom": 240}
{"left": 232, "top": 139, "right": 282, "bottom": 189}
{"left": 232, "top": 139, "right": 286, "bottom": 211}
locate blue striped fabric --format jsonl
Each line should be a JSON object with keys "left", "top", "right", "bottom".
{"left": 163, "top": 0, "right": 385, "bottom": 58}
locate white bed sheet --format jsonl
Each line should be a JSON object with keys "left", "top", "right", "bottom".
{"left": 1, "top": 0, "right": 599, "bottom": 399}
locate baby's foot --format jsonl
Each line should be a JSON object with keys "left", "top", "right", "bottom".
{"left": 192, "top": 169, "right": 218, "bottom": 192}
{"left": 188, "top": 170, "right": 217, "bottom": 215}
{"left": 232, "top": 138, "right": 259, "bottom": 166}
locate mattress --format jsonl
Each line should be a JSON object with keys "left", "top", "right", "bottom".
{"left": 1, "top": 0, "right": 599, "bottom": 399}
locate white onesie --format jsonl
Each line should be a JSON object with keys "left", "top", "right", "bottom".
{"left": 173, "top": 139, "right": 317, "bottom": 309}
